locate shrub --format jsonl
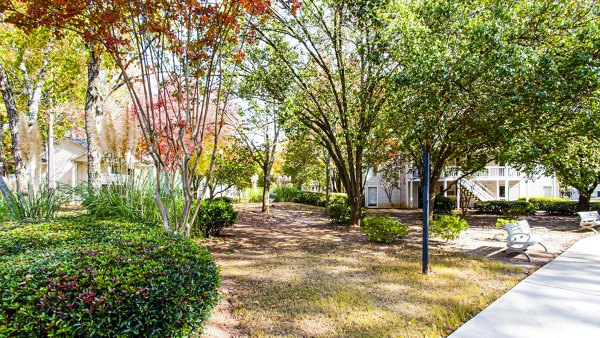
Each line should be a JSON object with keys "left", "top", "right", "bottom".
{"left": 273, "top": 185, "right": 300, "bottom": 202}
{"left": 517, "top": 197, "right": 600, "bottom": 215}
{"left": 521, "top": 197, "right": 568, "bottom": 210}
{"left": 496, "top": 218, "right": 517, "bottom": 228}
{"left": 0, "top": 217, "right": 220, "bottom": 337}
{"left": 429, "top": 214, "right": 469, "bottom": 240}
{"left": 191, "top": 199, "right": 238, "bottom": 238}
{"left": 80, "top": 175, "right": 161, "bottom": 224}
{"left": 244, "top": 188, "right": 264, "bottom": 203}
{"left": 296, "top": 191, "right": 348, "bottom": 207}
{"left": 212, "top": 196, "right": 234, "bottom": 204}
{"left": 474, "top": 200, "right": 535, "bottom": 215}
{"left": 361, "top": 215, "right": 408, "bottom": 243}
{"left": 434, "top": 196, "right": 457, "bottom": 214}
{"left": 543, "top": 201, "right": 578, "bottom": 215}
{"left": 327, "top": 203, "right": 351, "bottom": 224}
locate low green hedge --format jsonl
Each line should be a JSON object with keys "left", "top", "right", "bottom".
{"left": 474, "top": 200, "right": 535, "bottom": 215}
{"left": 0, "top": 217, "right": 220, "bottom": 336}
{"left": 517, "top": 197, "right": 600, "bottom": 215}
{"left": 295, "top": 191, "right": 348, "bottom": 207}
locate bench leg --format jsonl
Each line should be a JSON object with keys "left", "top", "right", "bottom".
{"left": 580, "top": 226, "right": 598, "bottom": 234}
{"left": 539, "top": 243, "right": 548, "bottom": 252}
{"left": 504, "top": 249, "right": 532, "bottom": 262}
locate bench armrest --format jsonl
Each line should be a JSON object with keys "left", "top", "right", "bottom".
{"left": 531, "top": 227, "right": 549, "bottom": 239}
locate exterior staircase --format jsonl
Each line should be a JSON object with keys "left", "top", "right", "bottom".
{"left": 460, "top": 177, "right": 495, "bottom": 201}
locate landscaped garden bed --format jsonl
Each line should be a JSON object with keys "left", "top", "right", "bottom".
{"left": 0, "top": 216, "right": 220, "bottom": 337}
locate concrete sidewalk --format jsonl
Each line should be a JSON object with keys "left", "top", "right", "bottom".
{"left": 449, "top": 235, "right": 600, "bottom": 338}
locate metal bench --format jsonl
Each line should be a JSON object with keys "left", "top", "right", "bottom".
{"left": 503, "top": 220, "right": 548, "bottom": 262}
{"left": 577, "top": 211, "right": 600, "bottom": 233}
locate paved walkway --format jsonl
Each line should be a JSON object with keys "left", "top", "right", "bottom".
{"left": 449, "top": 235, "right": 600, "bottom": 338}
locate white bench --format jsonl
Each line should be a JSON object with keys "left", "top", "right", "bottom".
{"left": 577, "top": 211, "right": 600, "bottom": 233}
{"left": 503, "top": 220, "right": 548, "bottom": 262}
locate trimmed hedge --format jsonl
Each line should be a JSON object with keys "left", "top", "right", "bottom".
{"left": 295, "top": 191, "right": 348, "bottom": 207}
{"left": 517, "top": 197, "right": 600, "bottom": 215}
{"left": 0, "top": 217, "right": 220, "bottom": 337}
{"left": 474, "top": 200, "right": 535, "bottom": 215}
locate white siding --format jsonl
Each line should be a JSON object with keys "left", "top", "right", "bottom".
{"left": 51, "top": 140, "right": 87, "bottom": 187}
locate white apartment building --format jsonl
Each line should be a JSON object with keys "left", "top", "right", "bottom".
{"left": 364, "top": 163, "right": 562, "bottom": 209}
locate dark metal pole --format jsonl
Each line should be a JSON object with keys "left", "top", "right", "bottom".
{"left": 422, "top": 152, "right": 430, "bottom": 274}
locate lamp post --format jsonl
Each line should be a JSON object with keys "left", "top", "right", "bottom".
{"left": 422, "top": 151, "right": 430, "bottom": 274}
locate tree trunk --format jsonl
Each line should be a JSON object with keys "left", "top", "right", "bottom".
{"left": 0, "top": 121, "right": 5, "bottom": 178}
{"left": 47, "top": 111, "right": 55, "bottom": 189}
{"left": 84, "top": 49, "right": 103, "bottom": 187}
{"left": 0, "top": 174, "right": 16, "bottom": 217}
{"left": 426, "top": 171, "right": 442, "bottom": 220}
{"left": 348, "top": 189, "right": 363, "bottom": 227}
{"left": 578, "top": 192, "right": 591, "bottom": 211}
{"left": 208, "top": 183, "right": 216, "bottom": 199}
{"left": 324, "top": 148, "right": 331, "bottom": 206}
{"left": 0, "top": 61, "right": 27, "bottom": 195}
{"left": 262, "top": 170, "right": 271, "bottom": 214}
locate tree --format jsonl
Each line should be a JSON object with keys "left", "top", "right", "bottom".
{"left": 235, "top": 38, "right": 295, "bottom": 214}
{"left": 505, "top": 107, "right": 600, "bottom": 211}
{"left": 207, "top": 140, "right": 256, "bottom": 199}
{"left": 281, "top": 137, "right": 326, "bottom": 190}
{"left": 235, "top": 103, "right": 284, "bottom": 214}
{"left": 257, "top": 0, "right": 401, "bottom": 225}
{"left": 4, "top": 0, "right": 286, "bottom": 234}
{"left": 387, "top": 0, "right": 599, "bottom": 217}
{"left": 497, "top": 1, "right": 600, "bottom": 211}
{"left": 0, "top": 25, "right": 52, "bottom": 194}
{"left": 379, "top": 154, "right": 406, "bottom": 208}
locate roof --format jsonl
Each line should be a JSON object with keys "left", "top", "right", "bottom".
{"left": 66, "top": 137, "right": 88, "bottom": 148}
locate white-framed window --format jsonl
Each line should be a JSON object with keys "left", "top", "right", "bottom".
{"left": 543, "top": 186, "right": 553, "bottom": 197}
{"left": 367, "top": 186, "right": 378, "bottom": 207}
{"left": 499, "top": 185, "right": 506, "bottom": 198}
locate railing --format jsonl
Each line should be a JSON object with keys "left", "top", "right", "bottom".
{"left": 410, "top": 166, "right": 522, "bottom": 180}
{"left": 474, "top": 166, "right": 522, "bottom": 179}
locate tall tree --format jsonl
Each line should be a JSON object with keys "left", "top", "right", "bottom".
{"left": 235, "top": 104, "right": 284, "bottom": 214}
{"left": 257, "top": 0, "right": 401, "bottom": 225}
{"left": 499, "top": 1, "right": 600, "bottom": 211}
{"left": 4, "top": 0, "right": 289, "bottom": 234}
{"left": 387, "top": 0, "right": 599, "bottom": 217}
{"left": 236, "top": 39, "right": 294, "bottom": 214}
{"left": 0, "top": 25, "right": 52, "bottom": 194}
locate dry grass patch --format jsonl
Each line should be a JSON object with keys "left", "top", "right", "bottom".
{"left": 202, "top": 203, "right": 527, "bottom": 337}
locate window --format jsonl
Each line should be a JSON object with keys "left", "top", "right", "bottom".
{"left": 499, "top": 186, "right": 506, "bottom": 198}
{"left": 597, "top": 191, "right": 600, "bottom": 198}
{"left": 367, "top": 187, "right": 378, "bottom": 207}
{"left": 543, "top": 186, "right": 553, "bottom": 197}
